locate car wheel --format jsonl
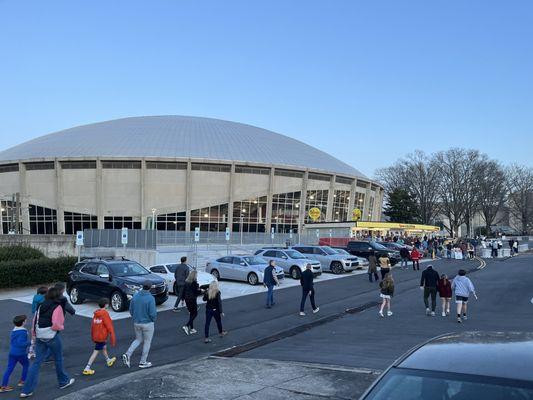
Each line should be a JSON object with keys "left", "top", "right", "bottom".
{"left": 110, "top": 291, "right": 125, "bottom": 312}
{"left": 331, "top": 261, "right": 344, "bottom": 274}
{"left": 247, "top": 272, "right": 259, "bottom": 285}
{"left": 211, "top": 269, "right": 220, "bottom": 280}
{"left": 290, "top": 266, "right": 301, "bottom": 280}
{"left": 69, "top": 286, "right": 83, "bottom": 304}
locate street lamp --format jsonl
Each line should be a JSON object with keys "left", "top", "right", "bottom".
{"left": 239, "top": 214, "right": 244, "bottom": 245}
{"left": 151, "top": 208, "right": 156, "bottom": 230}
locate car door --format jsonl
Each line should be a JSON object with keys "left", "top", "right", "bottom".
{"left": 94, "top": 263, "right": 112, "bottom": 298}
{"left": 275, "top": 250, "right": 291, "bottom": 273}
{"left": 231, "top": 257, "right": 248, "bottom": 281}
{"left": 294, "top": 247, "right": 315, "bottom": 261}
{"left": 78, "top": 262, "right": 98, "bottom": 299}
{"left": 261, "top": 250, "right": 281, "bottom": 271}
{"left": 215, "top": 257, "right": 233, "bottom": 279}
{"left": 313, "top": 247, "right": 329, "bottom": 268}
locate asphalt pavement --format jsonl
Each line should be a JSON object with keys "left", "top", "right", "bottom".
{"left": 0, "top": 255, "right": 531, "bottom": 399}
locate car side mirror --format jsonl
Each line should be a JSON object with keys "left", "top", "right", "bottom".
{"left": 368, "top": 247, "right": 372, "bottom": 251}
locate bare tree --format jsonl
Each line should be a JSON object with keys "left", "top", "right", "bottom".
{"left": 478, "top": 160, "right": 506, "bottom": 235}
{"left": 506, "top": 164, "right": 533, "bottom": 235}
{"left": 375, "top": 150, "right": 440, "bottom": 225}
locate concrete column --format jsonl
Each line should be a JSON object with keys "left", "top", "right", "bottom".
{"left": 96, "top": 158, "right": 104, "bottom": 229}
{"left": 227, "top": 163, "right": 235, "bottom": 231}
{"left": 265, "top": 167, "right": 275, "bottom": 233}
{"left": 347, "top": 179, "right": 356, "bottom": 220}
{"left": 185, "top": 160, "right": 192, "bottom": 232}
{"left": 55, "top": 159, "right": 65, "bottom": 234}
{"left": 18, "top": 162, "right": 30, "bottom": 234}
{"left": 364, "top": 187, "right": 373, "bottom": 221}
{"left": 140, "top": 159, "right": 146, "bottom": 229}
{"left": 326, "top": 174, "right": 336, "bottom": 222}
{"left": 297, "top": 170, "right": 309, "bottom": 233}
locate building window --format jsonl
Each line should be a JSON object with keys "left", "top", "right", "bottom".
{"left": 0, "top": 164, "right": 19, "bottom": 173}
{"left": 233, "top": 196, "right": 267, "bottom": 232}
{"left": 156, "top": 212, "right": 186, "bottom": 231}
{"left": 64, "top": 212, "right": 98, "bottom": 234}
{"left": 191, "top": 163, "right": 231, "bottom": 173}
{"left": 235, "top": 166, "right": 270, "bottom": 175}
{"left": 332, "top": 190, "right": 350, "bottom": 222}
{"left": 367, "top": 196, "right": 375, "bottom": 220}
{"left": 60, "top": 161, "right": 97, "bottom": 169}
{"left": 352, "top": 192, "right": 366, "bottom": 220}
{"left": 191, "top": 204, "right": 228, "bottom": 232}
{"left": 101, "top": 161, "right": 141, "bottom": 169}
{"left": 271, "top": 192, "right": 301, "bottom": 233}
{"left": 0, "top": 200, "right": 21, "bottom": 234}
{"left": 305, "top": 190, "right": 328, "bottom": 223}
{"left": 25, "top": 162, "right": 55, "bottom": 171}
{"left": 274, "top": 169, "right": 304, "bottom": 178}
{"left": 356, "top": 181, "right": 369, "bottom": 189}
{"left": 104, "top": 216, "right": 141, "bottom": 229}
{"left": 29, "top": 205, "right": 57, "bottom": 234}
{"left": 308, "top": 172, "right": 331, "bottom": 182}
{"left": 146, "top": 161, "right": 187, "bottom": 170}
{"left": 336, "top": 176, "right": 353, "bottom": 185}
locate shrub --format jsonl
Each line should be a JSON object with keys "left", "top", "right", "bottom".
{"left": 0, "top": 257, "right": 77, "bottom": 289}
{"left": 0, "top": 246, "right": 45, "bottom": 263}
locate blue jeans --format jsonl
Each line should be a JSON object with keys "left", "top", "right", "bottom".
{"left": 401, "top": 257, "right": 408, "bottom": 269}
{"left": 447, "top": 250, "right": 452, "bottom": 259}
{"left": 2, "top": 354, "right": 29, "bottom": 386}
{"left": 22, "top": 334, "right": 70, "bottom": 395}
{"left": 266, "top": 285, "right": 274, "bottom": 306}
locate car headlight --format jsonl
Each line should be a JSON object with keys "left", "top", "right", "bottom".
{"left": 125, "top": 284, "right": 142, "bottom": 292}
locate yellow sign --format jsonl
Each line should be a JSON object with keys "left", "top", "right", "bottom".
{"left": 352, "top": 208, "right": 362, "bottom": 221}
{"left": 355, "top": 221, "right": 439, "bottom": 232}
{"left": 308, "top": 207, "right": 321, "bottom": 221}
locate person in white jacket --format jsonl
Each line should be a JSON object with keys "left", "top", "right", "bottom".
{"left": 451, "top": 269, "right": 477, "bottom": 323}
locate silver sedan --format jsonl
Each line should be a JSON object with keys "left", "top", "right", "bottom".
{"left": 206, "top": 255, "right": 284, "bottom": 286}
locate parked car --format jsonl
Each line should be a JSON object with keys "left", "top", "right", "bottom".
{"left": 254, "top": 248, "right": 322, "bottom": 279}
{"left": 206, "top": 255, "right": 284, "bottom": 285}
{"left": 380, "top": 242, "right": 412, "bottom": 252}
{"left": 332, "top": 248, "right": 369, "bottom": 268}
{"left": 148, "top": 263, "right": 216, "bottom": 294}
{"left": 345, "top": 241, "right": 400, "bottom": 265}
{"left": 360, "top": 332, "right": 533, "bottom": 400}
{"left": 67, "top": 258, "right": 168, "bottom": 312}
{"left": 290, "top": 245, "right": 358, "bottom": 274}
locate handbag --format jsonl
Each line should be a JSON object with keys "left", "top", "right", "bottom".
{"left": 35, "top": 306, "right": 57, "bottom": 340}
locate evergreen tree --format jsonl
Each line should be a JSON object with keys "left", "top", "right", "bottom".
{"left": 383, "top": 188, "right": 421, "bottom": 223}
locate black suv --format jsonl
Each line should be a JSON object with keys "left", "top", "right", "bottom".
{"left": 67, "top": 258, "right": 168, "bottom": 312}
{"left": 345, "top": 241, "right": 400, "bottom": 265}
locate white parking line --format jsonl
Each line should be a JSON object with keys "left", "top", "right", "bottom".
{"left": 9, "top": 270, "right": 368, "bottom": 320}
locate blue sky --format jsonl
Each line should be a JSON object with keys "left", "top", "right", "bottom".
{"left": 1, "top": 0, "right": 532, "bottom": 177}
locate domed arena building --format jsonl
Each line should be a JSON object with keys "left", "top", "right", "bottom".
{"left": 0, "top": 116, "right": 383, "bottom": 235}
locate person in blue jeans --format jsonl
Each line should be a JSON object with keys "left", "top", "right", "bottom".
{"left": 0, "top": 315, "right": 29, "bottom": 393}
{"left": 21, "top": 287, "right": 74, "bottom": 398}
{"left": 263, "top": 260, "right": 279, "bottom": 308}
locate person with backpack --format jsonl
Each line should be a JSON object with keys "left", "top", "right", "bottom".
{"left": 182, "top": 270, "right": 203, "bottom": 335}
{"left": 420, "top": 265, "right": 440, "bottom": 316}
{"left": 20, "top": 288, "right": 74, "bottom": 398}
{"left": 203, "top": 281, "right": 227, "bottom": 343}
{"left": 378, "top": 273, "right": 394, "bottom": 317}
{"left": 82, "top": 298, "right": 116, "bottom": 375}
{"left": 437, "top": 274, "right": 452, "bottom": 317}
{"left": 263, "top": 260, "right": 279, "bottom": 309}
{"left": 299, "top": 263, "right": 319, "bottom": 316}
{"left": 172, "top": 257, "right": 190, "bottom": 312}
{"left": 452, "top": 269, "right": 477, "bottom": 323}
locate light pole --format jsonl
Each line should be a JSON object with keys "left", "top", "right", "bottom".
{"left": 239, "top": 215, "right": 244, "bottom": 246}
{"left": 0, "top": 206, "right": 4, "bottom": 235}
{"left": 151, "top": 208, "right": 156, "bottom": 230}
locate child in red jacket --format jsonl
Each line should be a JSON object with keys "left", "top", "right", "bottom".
{"left": 437, "top": 274, "right": 452, "bottom": 317}
{"left": 83, "top": 298, "right": 116, "bottom": 375}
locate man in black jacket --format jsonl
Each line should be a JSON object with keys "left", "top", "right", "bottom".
{"left": 173, "top": 257, "right": 191, "bottom": 312}
{"left": 299, "top": 264, "right": 319, "bottom": 316}
{"left": 420, "top": 265, "right": 440, "bottom": 316}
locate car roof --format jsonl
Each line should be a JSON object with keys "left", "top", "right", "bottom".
{"left": 396, "top": 332, "right": 533, "bottom": 382}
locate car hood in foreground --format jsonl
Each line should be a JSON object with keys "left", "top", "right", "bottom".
{"left": 120, "top": 274, "right": 165, "bottom": 286}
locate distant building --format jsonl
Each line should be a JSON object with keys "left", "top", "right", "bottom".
{"left": 0, "top": 116, "right": 384, "bottom": 235}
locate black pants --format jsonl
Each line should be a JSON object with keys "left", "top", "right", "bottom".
{"left": 413, "top": 260, "right": 420, "bottom": 271}
{"left": 424, "top": 287, "right": 437, "bottom": 311}
{"left": 368, "top": 272, "right": 379, "bottom": 282}
{"left": 300, "top": 288, "right": 316, "bottom": 312}
{"left": 173, "top": 283, "right": 185, "bottom": 308}
{"left": 380, "top": 268, "right": 390, "bottom": 280}
{"left": 204, "top": 308, "right": 223, "bottom": 338}
{"left": 186, "top": 299, "right": 198, "bottom": 329}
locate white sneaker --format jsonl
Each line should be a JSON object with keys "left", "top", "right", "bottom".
{"left": 430, "top": 311, "right": 435, "bottom": 317}
{"left": 299, "top": 312, "right": 306, "bottom": 316}
{"left": 182, "top": 326, "right": 190, "bottom": 335}
{"left": 426, "top": 308, "right": 431, "bottom": 316}
{"left": 387, "top": 311, "right": 393, "bottom": 317}
{"left": 462, "top": 315, "right": 468, "bottom": 321}
{"left": 379, "top": 311, "right": 384, "bottom": 318}
{"left": 189, "top": 328, "right": 197, "bottom": 334}
{"left": 313, "top": 307, "right": 320, "bottom": 314}
{"left": 138, "top": 362, "right": 152, "bottom": 369}
{"left": 442, "top": 312, "right": 446, "bottom": 317}
{"left": 122, "top": 354, "right": 130, "bottom": 368}
{"left": 59, "top": 378, "right": 75, "bottom": 390}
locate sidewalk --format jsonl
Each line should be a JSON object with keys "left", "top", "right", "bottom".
{"left": 56, "top": 357, "right": 380, "bottom": 400}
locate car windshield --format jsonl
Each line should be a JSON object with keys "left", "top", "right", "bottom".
{"left": 364, "top": 369, "right": 533, "bottom": 400}
{"left": 371, "top": 242, "right": 388, "bottom": 251}
{"left": 243, "top": 256, "right": 267, "bottom": 265}
{"left": 108, "top": 262, "right": 149, "bottom": 277}
{"left": 285, "top": 250, "right": 306, "bottom": 259}
{"left": 321, "top": 247, "right": 338, "bottom": 255}
{"left": 335, "top": 249, "right": 350, "bottom": 255}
